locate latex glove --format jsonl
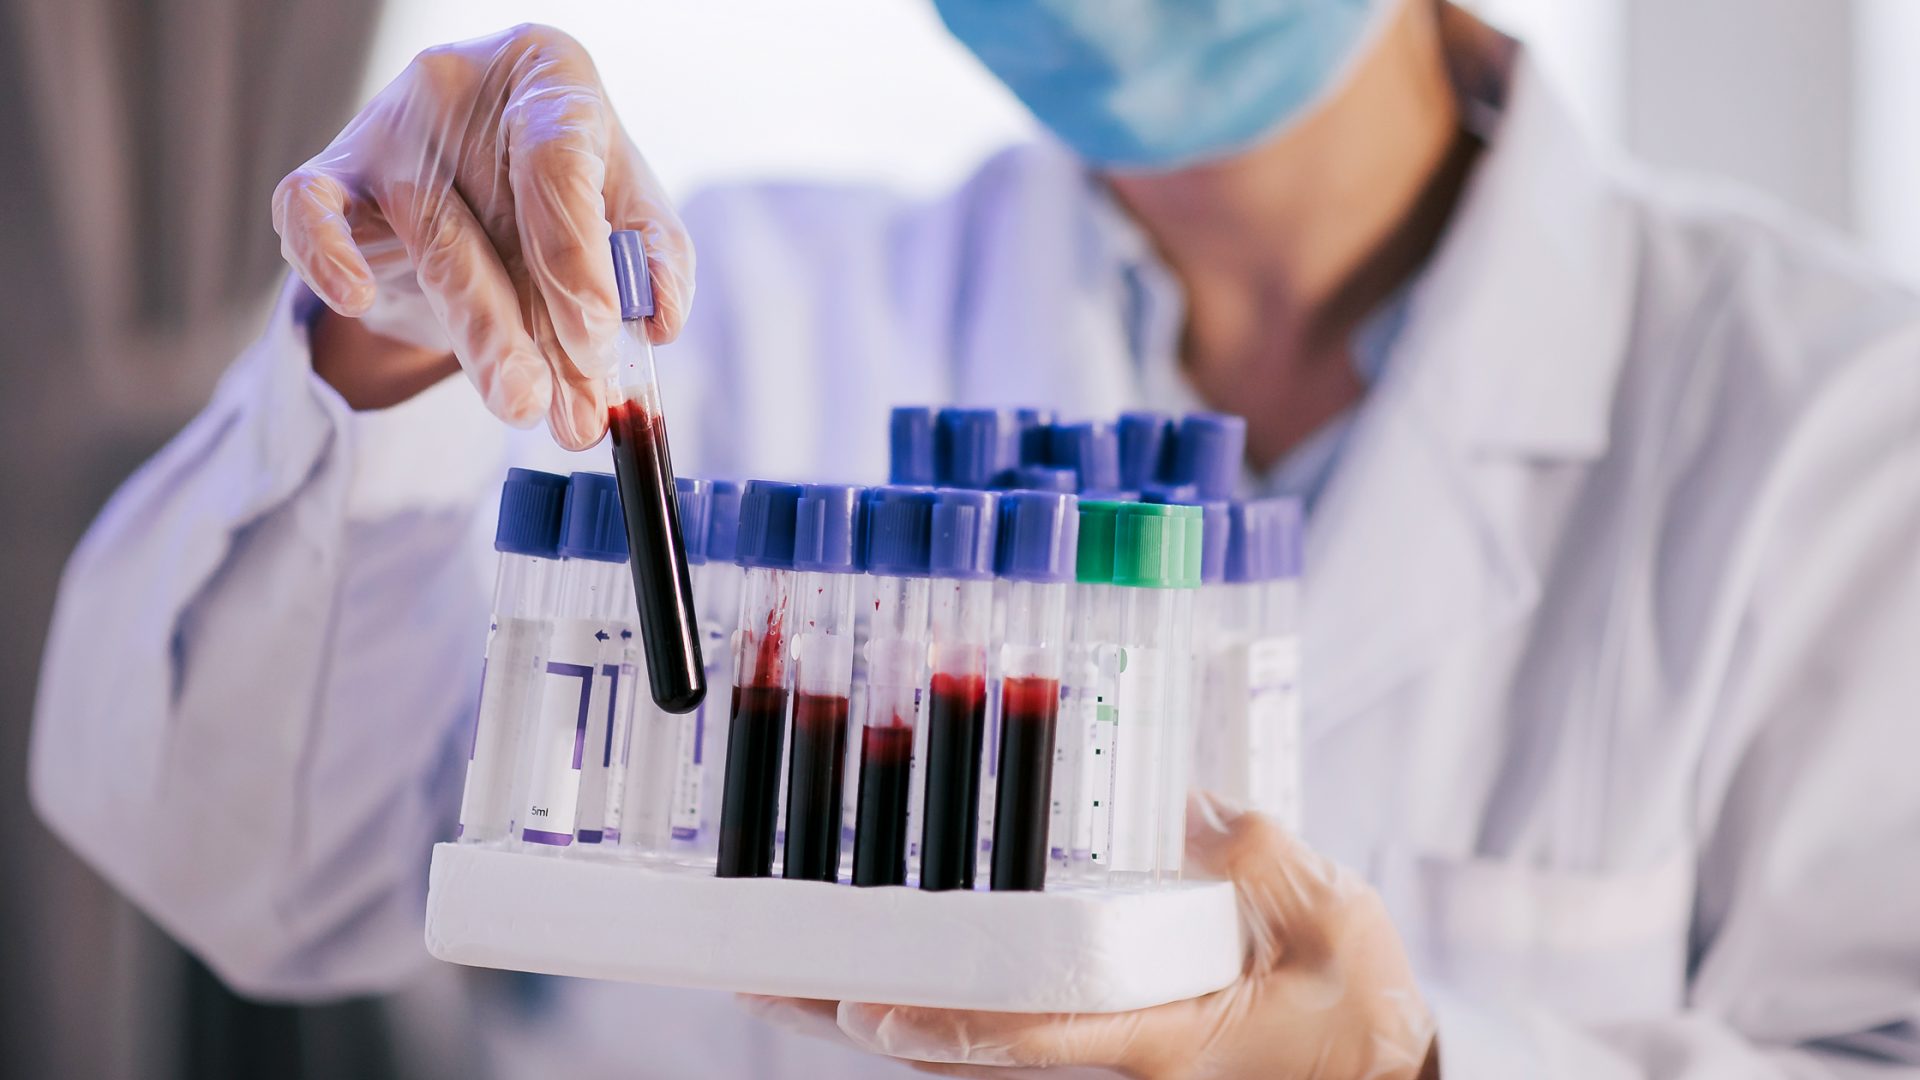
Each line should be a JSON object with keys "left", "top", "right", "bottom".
{"left": 271, "top": 24, "right": 692, "bottom": 448}
{"left": 744, "top": 794, "right": 1438, "bottom": 1079}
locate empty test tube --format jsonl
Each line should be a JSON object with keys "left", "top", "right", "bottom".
{"left": 457, "top": 469, "right": 567, "bottom": 844}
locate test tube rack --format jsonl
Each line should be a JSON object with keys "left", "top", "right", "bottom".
{"left": 424, "top": 841, "right": 1243, "bottom": 1013}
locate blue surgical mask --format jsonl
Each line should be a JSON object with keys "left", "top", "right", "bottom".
{"left": 934, "top": 0, "right": 1387, "bottom": 171}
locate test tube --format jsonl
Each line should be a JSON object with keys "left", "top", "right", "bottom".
{"left": 935, "top": 408, "right": 1020, "bottom": 489}
{"left": 1117, "top": 410, "right": 1175, "bottom": 491}
{"left": 1056, "top": 499, "right": 1126, "bottom": 876}
{"left": 1221, "top": 498, "right": 1306, "bottom": 829}
{"left": 989, "top": 491, "right": 1078, "bottom": 891}
{"left": 604, "top": 230, "right": 705, "bottom": 714}
{"left": 516, "top": 472, "right": 631, "bottom": 850}
{"left": 781, "top": 484, "right": 865, "bottom": 882}
{"left": 851, "top": 487, "right": 936, "bottom": 887}
{"left": 889, "top": 407, "right": 936, "bottom": 485}
{"left": 1105, "top": 502, "right": 1197, "bottom": 883}
{"left": 576, "top": 581, "right": 639, "bottom": 847}
{"left": 1169, "top": 412, "right": 1248, "bottom": 501}
{"left": 457, "top": 469, "right": 567, "bottom": 844}
{"left": 919, "top": 489, "right": 1000, "bottom": 891}
{"left": 668, "top": 480, "right": 743, "bottom": 863}
{"left": 715, "top": 481, "right": 803, "bottom": 878}
{"left": 1049, "top": 421, "right": 1121, "bottom": 494}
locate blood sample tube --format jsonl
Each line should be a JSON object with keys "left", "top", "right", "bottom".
{"left": 576, "top": 580, "right": 639, "bottom": 847}
{"left": 1117, "top": 410, "right": 1175, "bottom": 491}
{"left": 1103, "top": 502, "right": 1196, "bottom": 883}
{"left": 1218, "top": 498, "right": 1306, "bottom": 830}
{"left": 781, "top": 484, "right": 865, "bottom": 882}
{"left": 935, "top": 408, "right": 1020, "bottom": 489}
{"left": 919, "top": 489, "right": 1000, "bottom": 891}
{"left": 516, "top": 472, "right": 631, "bottom": 850}
{"left": 989, "top": 491, "right": 1078, "bottom": 891}
{"left": 1049, "top": 420, "right": 1121, "bottom": 494}
{"left": 457, "top": 469, "right": 567, "bottom": 844}
{"left": 1058, "top": 499, "right": 1125, "bottom": 875}
{"left": 851, "top": 487, "right": 936, "bottom": 887}
{"left": 715, "top": 481, "right": 803, "bottom": 878}
{"left": 889, "top": 407, "right": 936, "bottom": 485}
{"left": 604, "top": 230, "right": 705, "bottom": 715}
{"left": 1169, "top": 412, "right": 1248, "bottom": 501}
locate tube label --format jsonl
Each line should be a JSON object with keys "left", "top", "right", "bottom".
{"left": 519, "top": 618, "right": 606, "bottom": 846}
{"left": 575, "top": 630, "right": 636, "bottom": 843}
{"left": 1245, "top": 635, "right": 1302, "bottom": 831}
{"left": 458, "top": 616, "right": 549, "bottom": 842}
{"left": 1107, "top": 645, "right": 1167, "bottom": 874}
{"left": 669, "top": 700, "right": 705, "bottom": 840}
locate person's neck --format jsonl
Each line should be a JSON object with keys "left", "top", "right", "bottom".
{"left": 1107, "top": 0, "right": 1478, "bottom": 471}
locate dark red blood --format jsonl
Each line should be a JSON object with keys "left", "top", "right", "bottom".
{"left": 990, "top": 676, "right": 1059, "bottom": 891}
{"left": 606, "top": 400, "right": 705, "bottom": 713}
{"left": 919, "top": 672, "right": 988, "bottom": 891}
{"left": 782, "top": 692, "right": 850, "bottom": 882}
{"left": 852, "top": 722, "right": 914, "bottom": 887}
{"left": 716, "top": 683, "right": 788, "bottom": 877}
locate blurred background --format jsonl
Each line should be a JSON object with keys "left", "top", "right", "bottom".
{"left": 2, "top": 0, "right": 1915, "bottom": 1075}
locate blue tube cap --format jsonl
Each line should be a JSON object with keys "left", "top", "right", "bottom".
{"left": 736, "top": 480, "right": 804, "bottom": 569}
{"left": 1014, "top": 408, "right": 1056, "bottom": 466}
{"left": 863, "top": 486, "right": 938, "bottom": 577}
{"left": 559, "top": 472, "right": 629, "bottom": 563}
{"left": 1141, "top": 481, "right": 1198, "bottom": 505}
{"left": 793, "top": 483, "right": 865, "bottom": 573}
{"left": 495, "top": 468, "right": 569, "bottom": 558}
{"left": 889, "top": 407, "right": 936, "bottom": 486}
{"left": 929, "top": 489, "right": 999, "bottom": 581}
{"left": 1224, "top": 497, "right": 1304, "bottom": 583}
{"left": 1117, "top": 411, "right": 1174, "bottom": 491}
{"left": 995, "top": 491, "right": 1079, "bottom": 583}
{"left": 935, "top": 408, "right": 1019, "bottom": 489}
{"left": 1048, "top": 421, "right": 1120, "bottom": 494}
{"left": 704, "top": 480, "right": 742, "bottom": 563}
{"left": 674, "top": 478, "right": 712, "bottom": 567}
{"left": 609, "top": 230, "right": 655, "bottom": 320}
{"left": 1001, "top": 465, "right": 1078, "bottom": 493}
{"left": 1172, "top": 412, "right": 1247, "bottom": 501}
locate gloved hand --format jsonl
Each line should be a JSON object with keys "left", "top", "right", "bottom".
{"left": 744, "top": 794, "right": 1437, "bottom": 1079}
{"left": 271, "top": 24, "right": 692, "bottom": 448}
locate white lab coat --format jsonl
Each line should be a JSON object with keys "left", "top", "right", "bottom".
{"left": 31, "top": 45, "right": 1920, "bottom": 1078}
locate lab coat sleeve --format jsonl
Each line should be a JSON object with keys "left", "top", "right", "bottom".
{"left": 28, "top": 278, "right": 508, "bottom": 1000}
{"left": 1428, "top": 320, "right": 1920, "bottom": 1076}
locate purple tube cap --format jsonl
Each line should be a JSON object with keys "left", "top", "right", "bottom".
{"left": 1224, "top": 497, "right": 1304, "bottom": 583}
{"left": 736, "top": 480, "right": 804, "bottom": 569}
{"left": 928, "top": 488, "right": 999, "bottom": 581}
{"left": 1002, "top": 465, "right": 1078, "bottom": 494}
{"left": 495, "top": 468, "right": 569, "bottom": 558}
{"left": 558, "top": 471, "right": 628, "bottom": 563}
{"left": 1117, "top": 410, "right": 1174, "bottom": 490}
{"left": 862, "top": 485, "right": 938, "bottom": 577}
{"left": 1172, "top": 412, "right": 1247, "bottom": 501}
{"left": 609, "top": 230, "right": 655, "bottom": 320}
{"left": 1048, "top": 421, "right": 1120, "bottom": 494}
{"left": 935, "top": 407, "right": 1020, "bottom": 489}
{"left": 890, "top": 406, "right": 936, "bottom": 486}
{"left": 704, "top": 480, "right": 742, "bottom": 563}
{"left": 793, "top": 483, "right": 866, "bottom": 573}
{"left": 995, "top": 490, "right": 1080, "bottom": 583}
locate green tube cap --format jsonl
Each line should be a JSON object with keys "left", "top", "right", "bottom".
{"left": 1076, "top": 499, "right": 1127, "bottom": 584}
{"left": 1111, "top": 503, "right": 1193, "bottom": 589}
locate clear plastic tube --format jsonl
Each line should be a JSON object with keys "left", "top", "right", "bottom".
{"left": 575, "top": 587, "right": 640, "bottom": 846}
{"left": 851, "top": 575, "right": 930, "bottom": 887}
{"left": 715, "top": 565, "right": 796, "bottom": 877}
{"left": 991, "top": 578, "right": 1069, "bottom": 890}
{"left": 605, "top": 232, "right": 704, "bottom": 714}
{"left": 1060, "top": 584, "right": 1119, "bottom": 876}
{"left": 920, "top": 576, "right": 994, "bottom": 891}
{"left": 1244, "top": 575, "right": 1302, "bottom": 831}
{"left": 457, "top": 552, "right": 557, "bottom": 843}
{"left": 1107, "top": 584, "right": 1179, "bottom": 883}
{"left": 516, "top": 556, "right": 629, "bottom": 850}
{"left": 782, "top": 568, "right": 858, "bottom": 881}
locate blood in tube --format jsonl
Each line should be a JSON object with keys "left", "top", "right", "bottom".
{"left": 852, "top": 722, "right": 914, "bottom": 886}
{"left": 716, "top": 608, "right": 790, "bottom": 878}
{"left": 606, "top": 399, "right": 706, "bottom": 714}
{"left": 990, "top": 676, "right": 1060, "bottom": 891}
{"left": 919, "top": 671, "right": 989, "bottom": 891}
{"left": 782, "top": 692, "right": 850, "bottom": 882}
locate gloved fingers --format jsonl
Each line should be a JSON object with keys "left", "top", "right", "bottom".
{"left": 835, "top": 999, "right": 1201, "bottom": 1074}
{"left": 272, "top": 168, "right": 377, "bottom": 316}
{"left": 378, "top": 183, "right": 551, "bottom": 427}
{"left": 1184, "top": 791, "right": 1354, "bottom": 971}
{"left": 501, "top": 38, "right": 624, "bottom": 390}
{"left": 520, "top": 287, "right": 606, "bottom": 449}
{"left": 736, "top": 995, "right": 865, "bottom": 1052}
{"left": 605, "top": 141, "right": 695, "bottom": 345}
